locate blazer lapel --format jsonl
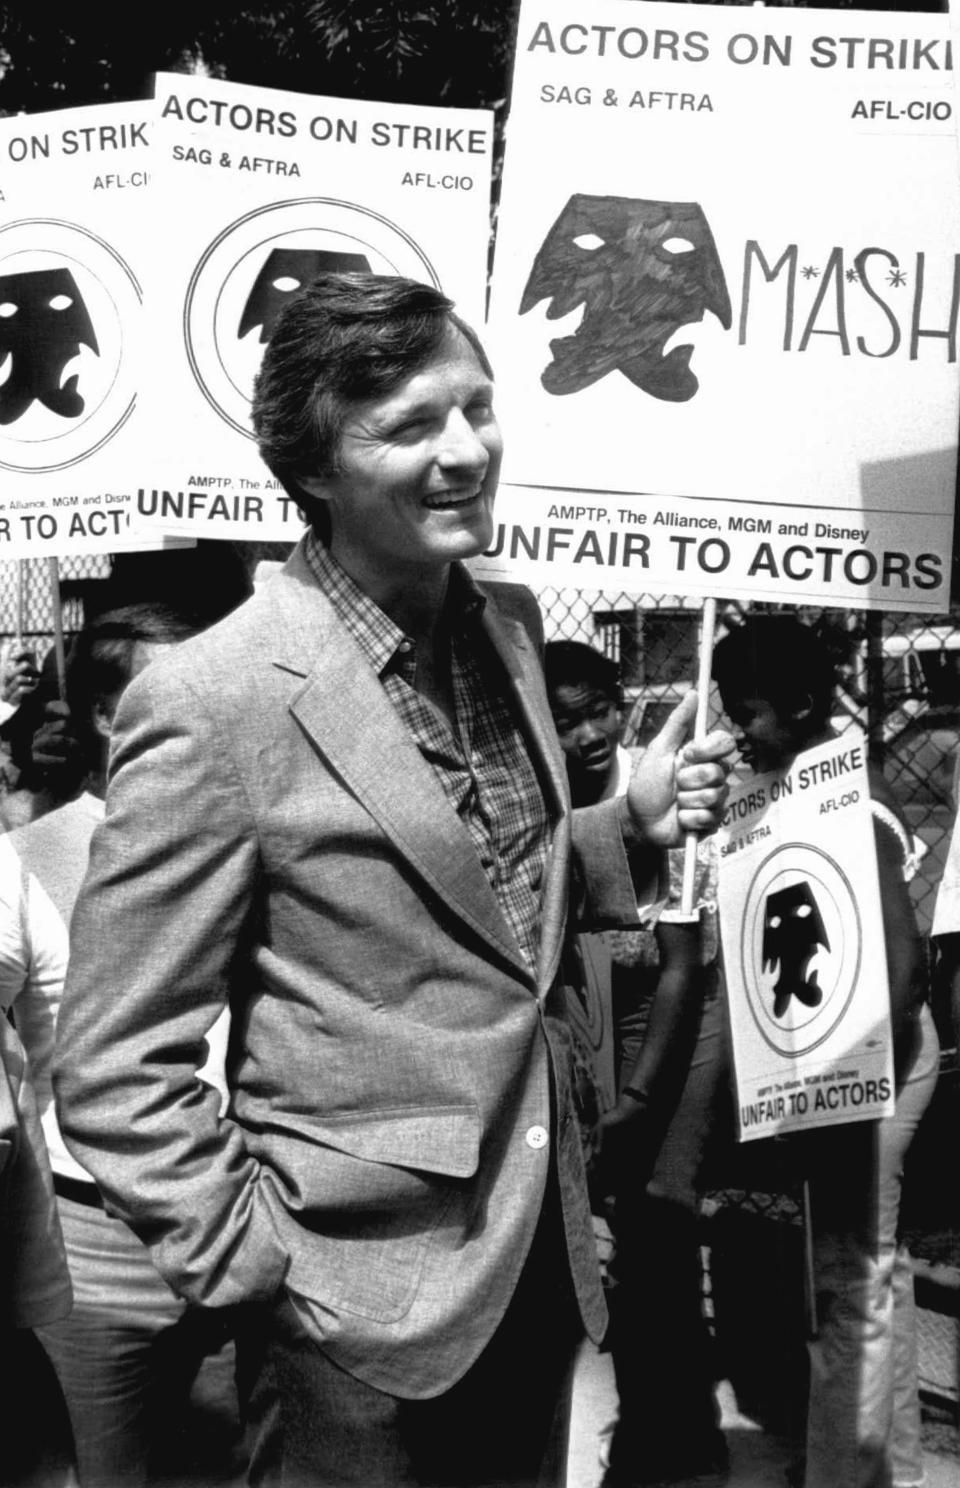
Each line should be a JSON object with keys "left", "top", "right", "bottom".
{"left": 267, "top": 555, "right": 530, "bottom": 979}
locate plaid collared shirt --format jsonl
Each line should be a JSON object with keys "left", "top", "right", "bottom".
{"left": 304, "top": 534, "right": 550, "bottom": 973}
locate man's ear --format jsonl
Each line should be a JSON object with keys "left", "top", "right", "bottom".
{"left": 296, "top": 474, "right": 333, "bottom": 504}
{"left": 790, "top": 692, "right": 815, "bottom": 724}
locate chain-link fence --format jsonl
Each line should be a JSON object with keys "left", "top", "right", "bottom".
{"left": 538, "top": 585, "right": 960, "bottom": 949}
{"left": 0, "top": 555, "right": 111, "bottom": 669}
{"left": 4, "top": 557, "right": 960, "bottom": 956}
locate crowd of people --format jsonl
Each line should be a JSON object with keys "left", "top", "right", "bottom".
{"left": 0, "top": 273, "right": 953, "bottom": 1488}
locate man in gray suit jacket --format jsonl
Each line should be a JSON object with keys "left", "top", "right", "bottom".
{"left": 54, "top": 275, "right": 732, "bottom": 1488}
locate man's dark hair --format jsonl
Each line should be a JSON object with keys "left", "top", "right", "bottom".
{"left": 251, "top": 272, "right": 493, "bottom": 537}
{"left": 712, "top": 615, "right": 836, "bottom": 730}
{"left": 543, "top": 640, "right": 621, "bottom": 710}
{"left": 66, "top": 604, "right": 199, "bottom": 765}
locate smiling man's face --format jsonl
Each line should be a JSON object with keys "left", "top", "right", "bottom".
{"left": 520, "top": 194, "right": 731, "bottom": 402}
{"left": 297, "top": 326, "right": 502, "bottom": 599}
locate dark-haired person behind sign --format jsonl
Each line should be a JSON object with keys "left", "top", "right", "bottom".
{"left": 54, "top": 273, "right": 733, "bottom": 1488}
{"left": 713, "top": 616, "right": 938, "bottom": 1488}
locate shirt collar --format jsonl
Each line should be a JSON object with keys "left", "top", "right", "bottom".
{"left": 303, "top": 531, "right": 487, "bottom": 677}
{"left": 447, "top": 563, "right": 488, "bottom": 632}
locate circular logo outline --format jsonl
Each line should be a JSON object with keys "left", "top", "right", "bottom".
{"left": 740, "top": 841, "right": 862, "bottom": 1059}
{"left": 183, "top": 198, "right": 441, "bottom": 440}
{"left": 0, "top": 217, "right": 141, "bottom": 473}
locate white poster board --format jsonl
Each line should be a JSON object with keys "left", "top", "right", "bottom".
{"left": 478, "top": 0, "right": 960, "bottom": 610}
{"left": 0, "top": 102, "right": 175, "bottom": 557}
{"left": 717, "top": 732, "right": 894, "bottom": 1141}
{"left": 118, "top": 74, "right": 494, "bottom": 541}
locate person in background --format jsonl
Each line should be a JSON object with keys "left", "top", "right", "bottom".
{"left": 0, "top": 604, "right": 240, "bottom": 1488}
{"left": 0, "top": 645, "right": 86, "bottom": 831}
{"left": 0, "top": 1011, "right": 75, "bottom": 1487}
{"left": 1, "top": 640, "right": 41, "bottom": 715}
{"left": 53, "top": 273, "right": 733, "bottom": 1488}
{"left": 544, "top": 639, "right": 730, "bottom": 1488}
{"left": 100, "top": 540, "right": 253, "bottom": 631}
{"left": 0, "top": 638, "right": 42, "bottom": 814}
{"left": 929, "top": 821, "right": 960, "bottom": 1052}
{"left": 712, "top": 615, "right": 939, "bottom": 1488}
{"left": 0, "top": 541, "right": 254, "bottom": 835}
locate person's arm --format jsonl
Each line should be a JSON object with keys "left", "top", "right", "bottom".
{"left": 1, "top": 647, "right": 40, "bottom": 711}
{"left": 934, "top": 930, "right": 960, "bottom": 1052}
{"left": 0, "top": 1017, "right": 72, "bottom": 1330}
{"left": 29, "top": 700, "right": 86, "bottom": 796}
{"left": 571, "top": 695, "right": 733, "bottom": 930}
{"left": 617, "top": 920, "right": 706, "bottom": 1105}
{"left": 600, "top": 918, "right": 706, "bottom": 1142}
{"left": 930, "top": 806, "right": 960, "bottom": 1051}
{"left": 0, "top": 846, "right": 31, "bottom": 1016}
{"left": 867, "top": 770, "right": 927, "bottom": 1077}
{"left": 873, "top": 815, "right": 926, "bottom": 1072}
{"left": 52, "top": 659, "right": 289, "bottom": 1309}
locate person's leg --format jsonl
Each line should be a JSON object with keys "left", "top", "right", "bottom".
{"left": 887, "top": 1007, "right": 939, "bottom": 1488}
{"left": 38, "top": 1196, "right": 183, "bottom": 1487}
{"left": 237, "top": 1195, "right": 583, "bottom": 1488}
{"left": 38, "top": 1193, "right": 240, "bottom": 1488}
{"left": 804, "top": 1008, "right": 940, "bottom": 1488}
{"left": 147, "top": 1306, "right": 244, "bottom": 1486}
{"left": 406, "top": 1226, "right": 581, "bottom": 1488}
{"left": 888, "top": 1244, "right": 924, "bottom": 1488}
{"left": 605, "top": 991, "right": 728, "bottom": 1485}
{"left": 238, "top": 1297, "right": 420, "bottom": 1488}
{"left": 804, "top": 1149, "right": 894, "bottom": 1488}
{"left": 4, "top": 1325, "right": 78, "bottom": 1488}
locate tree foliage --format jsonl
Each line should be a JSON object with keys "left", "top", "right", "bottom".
{"left": 303, "top": 2, "right": 517, "bottom": 109}
{"left": 0, "top": 2, "right": 519, "bottom": 116}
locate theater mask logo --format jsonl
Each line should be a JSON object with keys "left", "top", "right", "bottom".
{"left": 520, "top": 193, "right": 731, "bottom": 402}
{"left": 740, "top": 844, "right": 860, "bottom": 1058}
{"left": 763, "top": 881, "right": 829, "bottom": 1020}
{"left": 184, "top": 199, "right": 440, "bottom": 439}
{"left": 0, "top": 268, "right": 98, "bottom": 424}
{"left": 0, "top": 220, "right": 140, "bottom": 473}
{"left": 238, "top": 247, "right": 373, "bottom": 345}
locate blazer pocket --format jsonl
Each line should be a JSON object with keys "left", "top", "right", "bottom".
{"left": 277, "top": 1104, "right": 481, "bottom": 1324}
{"left": 285, "top": 1102, "right": 481, "bottom": 1216}
{"left": 312, "top": 1103, "right": 480, "bottom": 1178}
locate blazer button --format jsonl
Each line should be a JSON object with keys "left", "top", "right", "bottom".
{"left": 525, "top": 1125, "right": 549, "bottom": 1150}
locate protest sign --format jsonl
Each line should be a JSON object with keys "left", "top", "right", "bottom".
{"left": 478, "top": 0, "right": 960, "bottom": 610}
{"left": 0, "top": 102, "right": 169, "bottom": 557}
{"left": 121, "top": 73, "right": 494, "bottom": 540}
{"left": 717, "top": 732, "right": 894, "bottom": 1141}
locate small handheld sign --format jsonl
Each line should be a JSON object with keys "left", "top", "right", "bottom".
{"left": 717, "top": 731, "right": 894, "bottom": 1140}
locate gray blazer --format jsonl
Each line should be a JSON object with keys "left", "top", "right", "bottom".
{"left": 53, "top": 542, "right": 660, "bottom": 1397}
